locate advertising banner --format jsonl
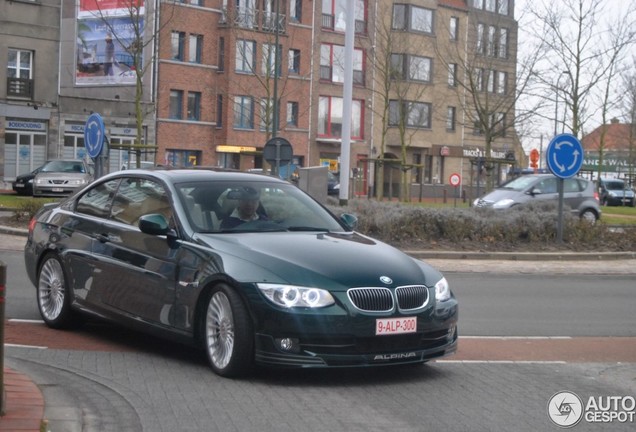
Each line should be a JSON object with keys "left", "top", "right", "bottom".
{"left": 75, "top": 0, "right": 144, "bottom": 86}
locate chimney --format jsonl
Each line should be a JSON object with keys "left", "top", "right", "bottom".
{"left": 610, "top": 118, "right": 619, "bottom": 124}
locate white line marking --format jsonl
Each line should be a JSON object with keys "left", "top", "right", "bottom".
{"left": 459, "top": 336, "right": 572, "bottom": 340}
{"left": 8, "top": 319, "right": 45, "bottom": 324}
{"left": 4, "top": 343, "right": 47, "bottom": 349}
{"left": 436, "top": 360, "right": 567, "bottom": 364}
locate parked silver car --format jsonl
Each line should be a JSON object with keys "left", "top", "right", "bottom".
{"left": 33, "top": 159, "right": 94, "bottom": 197}
{"left": 473, "top": 174, "right": 601, "bottom": 222}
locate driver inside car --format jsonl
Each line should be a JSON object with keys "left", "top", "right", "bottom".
{"left": 220, "top": 186, "right": 267, "bottom": 229}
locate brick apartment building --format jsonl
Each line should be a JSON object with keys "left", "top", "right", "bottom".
{"left": 1, "top": 0, "right": 524, "bottom": 199}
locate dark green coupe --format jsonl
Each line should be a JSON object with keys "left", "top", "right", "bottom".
{"left": 25, "top": 169, "right": 458, "bottom": 377}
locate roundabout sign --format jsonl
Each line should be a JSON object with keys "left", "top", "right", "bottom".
{"left": 546, "top": 133, "right": 583, "bottom": 179}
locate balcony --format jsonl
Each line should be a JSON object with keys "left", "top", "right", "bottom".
{"left": 220, "top": 7, "right": 286, "bottom": 33}
{"left": 321, "top": 14, "right": 367, "bottom": 35}
{"left": 7, "top": 77, "right": 34, "bottom": 99}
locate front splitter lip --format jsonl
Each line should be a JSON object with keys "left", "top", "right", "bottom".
{"left": 254, "top": 339, "right": 458, "bottom": 368}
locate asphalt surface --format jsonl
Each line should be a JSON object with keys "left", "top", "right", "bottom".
{"left": 2, "top": 226, "right": 636, "bottom": 431}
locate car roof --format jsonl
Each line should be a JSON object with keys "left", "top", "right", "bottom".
{"left": 105, "top": 168, "right": 288, "bottom": 185}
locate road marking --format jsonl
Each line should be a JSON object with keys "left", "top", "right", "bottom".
{"left": 9, "top": 319, "right": 45, "bottom": 324}
{"left": 437, "top": 360, "right": 567, "bottom": 364}
{"left": 5, "top": 343, "right": 47, "bottom": 349}
{"left": 459, "top": 336, "right": 572, "bottom": 340}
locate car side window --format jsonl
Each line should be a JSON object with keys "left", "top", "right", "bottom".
{"left": 537, "top": 178, "right": 557, "bottom": 194}
{"left": 564, "top": 179, "right": 582, "bottom": 193}
{"left": 76, "top": 179, "right": 121, "bottom": 218}
{"left": 110, "top": 177, "right": 172, "bottom": 226}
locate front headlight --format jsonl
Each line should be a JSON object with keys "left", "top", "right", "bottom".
{"left": 434, "top": 277, "right": 451, "bottom": 302}
{"left": 257, "top": 283, "right": 335, "bottom": 308}
{"left": 493, "top": 198, "right": 515, "bottom": 209}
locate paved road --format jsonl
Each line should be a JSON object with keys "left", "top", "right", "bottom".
{"left": 3, "top": 232, "right": 636, "bottom": 431}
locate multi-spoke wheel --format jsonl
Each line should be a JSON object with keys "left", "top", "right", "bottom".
{"left": 203, "top": 284, "right": 253, "bottom": 377}
{"left": 37, "top": 254, "right": 77, "bottom": 329}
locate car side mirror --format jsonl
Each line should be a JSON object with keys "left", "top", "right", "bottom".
{"left": 139, "top": 213, "right": 170, "bottom": 235}
{"left": 529, "top": 187, "right": 542, "bottom": 196}
{"left": 340, "top": 213, "right": 358, "bottom": 230}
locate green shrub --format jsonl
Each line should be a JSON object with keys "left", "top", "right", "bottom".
{"left": 327, "top": 199, "right": 636, "bottom": 251}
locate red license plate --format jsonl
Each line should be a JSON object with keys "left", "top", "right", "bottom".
{"left": 375, "top": 317, "right": 417, "bottom": 335}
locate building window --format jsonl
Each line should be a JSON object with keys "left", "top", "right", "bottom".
{"left": 389, "top": 100, "right": 432, "bottom": 128}
{"left": 216, "top": 94, "right": 223, "bottom": 127}
{"left": 487, "top": 70, "right": 495, "bottom": 93}
{"left": 170, "top": 90, "right": 183, "bottom": 119}
{"left": 7, "top": 49, "right": 33, "bottom": 98}
{"left": 187, "top": 92, "right": 201, "bottom": 120}
{"left": 447, "top": 107, "right": 456, "bottom": 131}
{"left": 448, "top": 63, "right": 457, "bottom": 87}
{"left": 260, "top": 98, "right": 274, "bottom": 131}
{"left": 476, "top": 23, "right": 485, "bottom": 54}
{"left": 234, "top": 96, "right": 254, "bottom": 129}
{"left": 322, "top": 0, "right": 366, "bottom": 33}
{"left": 471, "top": 0, "right": 483, "bottom": 9}
{"left": 487, "top": 25, "right": 496, "bottom": 56}
{"left": 498, "top": 28, "right": 508, "bottom": 58}
{"left": 496, "top": 71, "right": 507, "bottom": 94}
{"left": 218, "top": 37, "right": 225, "bottom": 71}
{"left": 262, "top": 43, "right": 281, "bottom": 77}
{"left": 172, "top": 31, "right": 185, "bottom": 61}
{"left": 485, "top": 0, "right": 496, "bottom": 12}
{"left": 188, "top": 34, "right": 203, "bottom": 63}
{"left": 290, "top": 0, "right": 301, "bottom": 22}
{"left": 287, "top": 101, "right": 299, "bottom": 127}
{"left": 392, "top": 4, "right": 434, "bottom": 34}
{"left": 450, "top": 17, "right": 459, "bottom": 41}
{"left": 498, "top": 0, "right": 509, "bottom": 15}
{"left": 318, "top": 96, "right": 362, "bottom": 138}
{"left": 391, "top": 54, "right": 432, "bottom": 83}
{"left": 235, "top": 39, "right": 256, "bottom": 73}
{"left": 288, "top": 49, "right": 300, "bottom": 74}
{"left": 320, "top": 44, "right": 364, "bottom": 85}
{"left": 475, "top": 68, "right": 484, "bottom": 91}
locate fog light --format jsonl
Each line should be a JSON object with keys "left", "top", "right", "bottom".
{"left": 447, "top": 325, "right": 457, "bottom": 341}
{"left": 276, "top": 338, "right": 300, "bottom": 353}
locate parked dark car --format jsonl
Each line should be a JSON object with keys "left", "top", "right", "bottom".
{"left": 12, "top": 165, "right": 44, "bottom": 196}
{"left": 32, "top": 159, "right": 94, "bottom": 197}
{"left": 597, "top": 178, "right": 635, "bottom": 207}
{"left": 473, "top": 173, "right": 601, "bottom": 222}
{"left": 327, "top": 171, "right": 340, "bottom": 195}
{"left": 24, "top": 169, "right": 458, "bottom": 377}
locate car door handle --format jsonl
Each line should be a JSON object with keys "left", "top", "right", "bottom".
{"left": 97, "top": 233, "right": 111, "bottom": 243}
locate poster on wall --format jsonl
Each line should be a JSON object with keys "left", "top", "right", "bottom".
{"left": 75, "top": 0, "right": 144, "bottom": 86}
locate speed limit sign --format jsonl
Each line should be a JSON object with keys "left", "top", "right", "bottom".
{"left": 449, "top": 173, "right": 461, "bottom": 186}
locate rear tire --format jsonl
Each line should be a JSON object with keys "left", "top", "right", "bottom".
{"left": 37, "top": 254, "right": 80, "bottom": 329}
{"left": 580, "top": 209, "right": 597, "bottom": 224}
{"left": 202, "top": 284, "right": 254, "bottom": 377}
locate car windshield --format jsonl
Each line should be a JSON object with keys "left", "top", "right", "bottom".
{"left": 497, "top": 175, "right": 541, "bottom": 191}
{"left": 604, "top": 181, "right": 625, "bottom": 190}
{"left": 41, "top": 160, "right": 86, "bottom": 173}
{"left": 175, "top": 181, "right": 347, "bottom": 234}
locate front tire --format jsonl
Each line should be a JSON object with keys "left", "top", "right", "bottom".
{"left": 37, "top": 254, "right": 79, "bottom": 329}
{"left": 203, "top": 284, "right": 254, "bottom": 377}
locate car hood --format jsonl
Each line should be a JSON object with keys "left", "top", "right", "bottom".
{"left": 193, "top": 231, "right": 442, "bottom": 290}
{"left": 607, "top": 189, "right": 635, "bottom": 197}
{"left": 36, "top": 173, "right": 90, "bottom": 180}
{"left": 478, "top": 188, "right": 523, "bottom": 203}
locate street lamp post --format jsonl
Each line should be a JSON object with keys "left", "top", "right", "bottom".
{"left": 554, "top": 72, "right": 568, "bottom": 137}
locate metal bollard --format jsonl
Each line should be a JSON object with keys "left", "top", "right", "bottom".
{"left": 0, "top": 261, "right": 6, "bottom": 416}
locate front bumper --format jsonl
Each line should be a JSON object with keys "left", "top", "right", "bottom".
{"left": 254, "top": 326, "right": 458, "bottom": 367}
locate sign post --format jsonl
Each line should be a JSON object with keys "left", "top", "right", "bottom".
{"left": 263, "top": 137, "right": 293, "bottom": 178}
{"left": 546, "top": 133, "right": 584, "bottom": 242}
{"left": 449, "top": 173, "right": 461, "bottom": 207}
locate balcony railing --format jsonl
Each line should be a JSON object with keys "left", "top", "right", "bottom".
{"left": 7, "top": 77, "right": 34, "bottom": 99}
{"left": 321, "top": 14, "right": 367, "bottom": 35}
{"left": 220, "top": 7, "right": 286, "bottom": 33}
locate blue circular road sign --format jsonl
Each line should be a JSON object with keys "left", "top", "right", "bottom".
{"left": 84, "top": 113, "right": 105, "bottom": 158}
{"left": 546, "top": 133, "right": 584, "bottom": 179}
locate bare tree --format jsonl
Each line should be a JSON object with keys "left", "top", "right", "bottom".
{"left": 526, "top": 0, "right": 636, "bottom": 139}
{"left": 621, "top": 61, "right": 636, "bottom": 185}
{"left": 368, "top": 3, "right": 445, "bottom": 201}
{"left": 434, "top": 8, "right": 544, "bottom": 191}
{"left": 88, "top": 0, "right": 176, "bottom": 167}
